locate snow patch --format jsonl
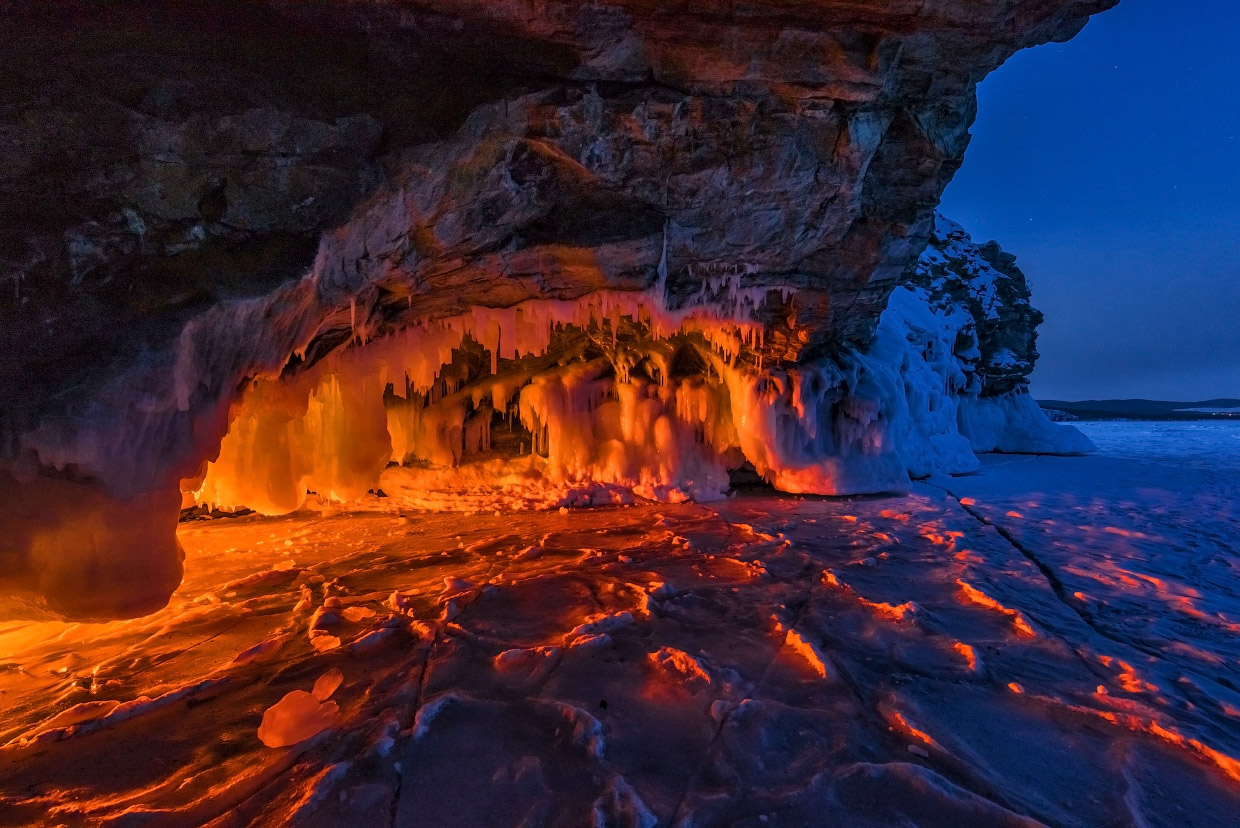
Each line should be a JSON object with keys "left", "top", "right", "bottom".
{"left": 785, "top": 628, "right": 834, "bottom": 679}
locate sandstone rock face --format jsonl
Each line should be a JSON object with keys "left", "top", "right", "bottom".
{"left": 0, "top": 0, "right": 1115, "bottom": 619}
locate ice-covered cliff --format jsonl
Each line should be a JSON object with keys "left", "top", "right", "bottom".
{"left": 881, "top": 215, "right": 1096, "bottom": 468}
{"left": 0, "top": 0, "right": 1113, "bottom": 619}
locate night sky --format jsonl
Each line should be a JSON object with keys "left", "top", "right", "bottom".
{"left": 940, "top": 0, "right": 1240, "bottom": 402}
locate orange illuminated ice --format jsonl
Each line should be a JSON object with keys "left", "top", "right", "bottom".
{"left": 956, "top": 579, "right": 1036, "bottom": 637}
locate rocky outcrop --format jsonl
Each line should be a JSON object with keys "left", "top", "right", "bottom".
{"left": 882, "top": 214, "right": 1094, "bottom": 464}
{"left": 911, "top": 216, "right": 1044, "bottom": 397}
{"left": 0, "top": 0, "right": 1115, "bottom": 619}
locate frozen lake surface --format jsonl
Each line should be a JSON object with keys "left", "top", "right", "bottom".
{"left": 1077, "top": 419, "right": 1240, "bottom": 468}
{"left": 1, "top": 420, "right": 1239, "bottom": 826}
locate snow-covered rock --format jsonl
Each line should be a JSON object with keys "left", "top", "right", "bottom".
{"left": 895, "top": 215, "right": 1095, "bottom": 457}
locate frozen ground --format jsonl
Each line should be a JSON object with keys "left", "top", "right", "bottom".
{"left": 2, "top": 422, "right": 1239, "bottom": 827}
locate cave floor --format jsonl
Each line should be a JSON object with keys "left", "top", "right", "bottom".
{"left": 3, "top": 438, "right": 1240, "bottom": 827}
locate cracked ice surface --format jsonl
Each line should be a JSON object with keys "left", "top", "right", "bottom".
{"left": 1, "top": 422, "right": 1238, "bottom": 826}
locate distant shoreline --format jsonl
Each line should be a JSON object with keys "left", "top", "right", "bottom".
{"left": 1039, "top": 399, "right": 1240, "bottom": 422}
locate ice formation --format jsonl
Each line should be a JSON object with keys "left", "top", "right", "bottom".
{"left": 0, "top": 214, "right": 1090, "bottom": 620}
{"left": 257, "top": 668, "right": 343, "bottom": 749}
{"left": 193, "top": 287, "right": 777, "bottom": 514}
{"left": 0, "top": 470, "right": 184, "bottom": 621}
{"left": 190, "top": 290, "right": 912, "bottom": 516}
{"left": 893, "top": 215, "right": 1094, "bottom": 459}
{"left": 959, "top": 392, "right": 1098, "bottom": 455}
{"left": 188, "top": 216, "right": 1089, "bottom": 521}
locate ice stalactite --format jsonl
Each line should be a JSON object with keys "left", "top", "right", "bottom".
{"left": 718, "top": 358, "right": 911, "bottom": 495}
{"left": 191, "top": 289, "right": 775, "bottom": 515}
{"left": 191, "top": 278, "right": 968, "bottom": 517}
{"left": 516, "top": 359, "right": 735, "bottom": 503}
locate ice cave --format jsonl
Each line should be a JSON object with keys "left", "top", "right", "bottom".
{"left": 3, "top": 1, "right": 1239, "bottom": 827}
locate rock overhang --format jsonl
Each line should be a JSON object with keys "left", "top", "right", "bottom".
{"left": 0, "top": 0, "right": 1117, "bottom": 619}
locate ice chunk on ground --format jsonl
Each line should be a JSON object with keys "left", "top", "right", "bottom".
{"left": 312, "top": 668, "right": 344, "bottom": 701}
{"left": 258, "top": 690, "right": 340, "bottom": 748}
{"left": 785, "top": 628, "right": 834, "bottom": 679}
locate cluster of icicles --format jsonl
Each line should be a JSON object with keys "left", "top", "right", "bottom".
{"left": 189, "top": 287, "right": 908, "bottom": 516}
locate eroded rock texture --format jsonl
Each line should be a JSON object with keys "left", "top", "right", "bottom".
{"left": 0, "top": 0, "right": 1114, "bottom": 618}
{"left": 912, "top": 217, "right": 1045, "bottom": 397}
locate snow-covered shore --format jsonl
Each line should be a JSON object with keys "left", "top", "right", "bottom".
{"left": 1, "top": 422, "right": 1237, "bottom": 827}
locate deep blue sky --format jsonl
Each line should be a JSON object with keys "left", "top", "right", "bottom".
{"left": 940, "top": 0, "right": 1240, "bottom": 402}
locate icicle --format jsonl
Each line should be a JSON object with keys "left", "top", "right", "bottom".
{"left": 655, "top": 220, "right": 670, "bottom": 312}
{"left": 195, "top": 280, "right": 821, "bottom": 515}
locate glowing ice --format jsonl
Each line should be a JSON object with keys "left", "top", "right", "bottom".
{"left": 258, "top": 669, "right": 343, "bottom": 748}
{"left": 0, "top": 471, "right": 183, "bottom": 621}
